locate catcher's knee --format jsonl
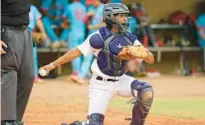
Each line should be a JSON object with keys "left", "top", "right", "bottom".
{"left": 88, "top": 113, "right": 104, "bottom": 125}
{"left": 131, "top": 80, "right": 154, "bottom": 107}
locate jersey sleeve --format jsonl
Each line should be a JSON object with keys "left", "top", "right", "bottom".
{"left": 77, "top": 33, "right": 94, "bottom": 57}
{"left": 33, "top": 6, "right": 42, "bottom": 20}
{"left": 197, "top": 15, "right": 205, "bottom": 28}
{"left": 133, "top": 38, "right": 142, "bottom": 46}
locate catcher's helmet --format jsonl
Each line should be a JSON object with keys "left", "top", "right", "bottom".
{"left": 103, "top": 3, "right": 130, "bottom": 33}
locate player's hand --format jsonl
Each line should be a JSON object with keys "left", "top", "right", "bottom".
{"left": 38, "top": 63, "right": 56, "bottom": 76}
{"left": 61, "top": 22, "right": 70, "bottom": 28}
{"left": 0, "top": 40, "right": 8, "bottom": 55}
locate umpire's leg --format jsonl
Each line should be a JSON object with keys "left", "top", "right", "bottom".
{"left": 1, "top": 70, "right": 18, "bottom": 120}
{"left": 1, "top": 26, "right": 34, "bottom": 122}
{"left": 16, "top": 28, "right": 34, "bottom": 121}
{"left": 1, "top": 26, "right": 21, "bottom": 121}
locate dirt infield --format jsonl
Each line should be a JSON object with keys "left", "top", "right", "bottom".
{"left": 24, "top": 76, "right": 205, "bottom": 125}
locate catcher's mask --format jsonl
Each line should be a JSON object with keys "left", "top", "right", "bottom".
{"left": 103, "top": 3, "right": 130, "bottom": 33}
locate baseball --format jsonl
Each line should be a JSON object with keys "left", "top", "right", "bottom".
{"left": 38, "top": 69, "right": 47, "bottom": 76}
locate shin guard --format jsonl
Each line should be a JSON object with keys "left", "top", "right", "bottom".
{"left": 131, "top": 80, "right": 154, "bottom": 125}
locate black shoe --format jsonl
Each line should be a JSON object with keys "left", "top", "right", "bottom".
{"left": 1, "top": 121, "right": 23, "bottom": 125}
{"left": 61, "top": 121, "right": 82, "bottom": 125}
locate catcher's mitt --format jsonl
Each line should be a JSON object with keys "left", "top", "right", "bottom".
{"left": 118, "top": 45, "right": 148, "bottom": 60}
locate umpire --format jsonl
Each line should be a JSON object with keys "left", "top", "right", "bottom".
{"left": 1, "top": 0, "right": 34, "bottom": 125}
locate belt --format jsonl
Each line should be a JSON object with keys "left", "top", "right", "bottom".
{"left": 96, "top": 76, "right": 119, "bottom": 82}
{"left": 1, "top": 25, "right": 27, "bottom": 31}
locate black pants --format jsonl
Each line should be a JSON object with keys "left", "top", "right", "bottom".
{"left": 1, "top": 25, "right": 34, "bottom": 121}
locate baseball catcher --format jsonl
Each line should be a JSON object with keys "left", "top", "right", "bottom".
{"left": 39, "top": 3, "right": 154, "bottom": 125}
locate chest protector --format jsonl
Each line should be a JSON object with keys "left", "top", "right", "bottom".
{"left": 92, "top": 27, "right": 137, "bottom": 76}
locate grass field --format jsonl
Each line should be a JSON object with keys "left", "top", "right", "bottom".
{"left": 110, "top": 97, "right": 205, "bottom": 119}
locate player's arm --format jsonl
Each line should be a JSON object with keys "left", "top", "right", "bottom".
{"left": 88, "top": 8, "right": 105, "bottom": 30}
{"left": 88, "top": 21, "right": 106, "bottom": 30}
{"left": 61, "top": 6, "right": 71, "bottom": 28}
{"left": 36, "top": 19, "right": 47, "bottom": 39}
{"left": 39, "top": 33, "right": 93, "bottom": 75}
{"left": 52, "top": 48, "right": 82, "bottom": 68}
{"left": 40, "top": 4, "right": 51, "bottom": 18}
{"left": 33, "top": 5, "right": 47, "bottom": 39}
{"left": 39, "top": 48, "right": 82, "bottom": 72}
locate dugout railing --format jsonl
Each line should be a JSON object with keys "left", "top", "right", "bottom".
{"left": 37, "top": 47, "right": 202, "bottom": 75}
